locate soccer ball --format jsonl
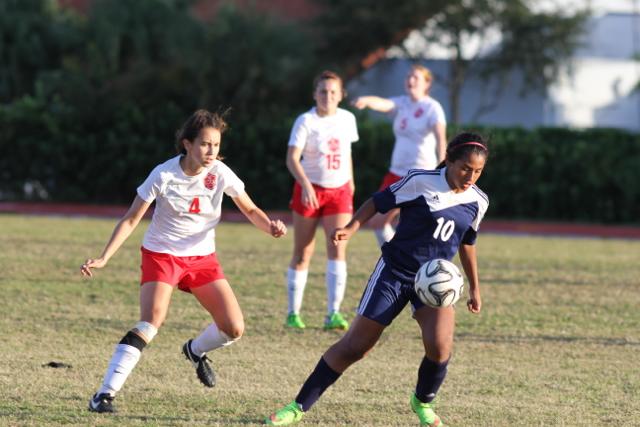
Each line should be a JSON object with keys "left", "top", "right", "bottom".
{"left": 414, "top": 259, "right": 464, "bottom": 308}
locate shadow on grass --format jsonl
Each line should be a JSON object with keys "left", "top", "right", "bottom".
{"left": 456, "top": 332, "right": 639, "bottom": 347}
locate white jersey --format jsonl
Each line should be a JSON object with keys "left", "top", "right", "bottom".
{"left": 288, "top": 107, "right": 359, "bottom": 188}
{"left": 389, "top": 95, "right": 446, "bottom": 176}
{"left": 137, "top": 156, "right": 245, "bottom": 256}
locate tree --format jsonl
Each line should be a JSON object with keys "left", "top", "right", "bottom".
{"left": 312, "top": 0, "right": 589, "bottom": 124}
{"left": 311, "top": 0, "right": 449, "bottom": 78}
{"left": 424, "top": 0, "right": 589, "bottom": 123}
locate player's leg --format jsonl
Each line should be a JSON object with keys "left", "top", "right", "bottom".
{"left": 370, "top": 209, "right": 399, "bottom": 246}
{"left": 266, "top": 315, "right": 385, "bottom": 425}
{"left": 410, "top": 305, "right": 455, "bottom": 426}
{"left": 89, "top": 281, "right": 172, "bottom": 413}
{"left": 371, "top": 172, "right": 403, "bottom": 246}
{"left": 183, "top": 279, "right": 244, "bottom": 387}
{"left": 266, "top": 257, "right": 406, "bottom": 425}
{"left": 320, "top": 212, "right": 351, "bottom": 330}
{"left": 286, "top": 212, "right": 319, "bottom": 328}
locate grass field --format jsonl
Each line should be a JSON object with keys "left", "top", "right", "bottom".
{"left": 1, "top": 214, "right": 639, "bottom": 426}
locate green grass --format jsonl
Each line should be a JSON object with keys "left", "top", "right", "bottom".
{"left": 1, "top": 214, "right": 639, "bottom": 426}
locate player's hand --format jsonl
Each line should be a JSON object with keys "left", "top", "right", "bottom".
{"left": 301, "top": 185, "right": 319, "bottom": 209}
{"left": 332, "top": 227, "right": 352, "bottom": 245}
{"left": 80, "top": 257, "right": 107, "bottom": 277}
{"left": 351, "top": 97, "right": 366, "bottom": 110}
{"left": 269, "top": 220, "right": 287, "bottom": 238}
{"left": 349, "top": 180, "right": 355, "bottom": 195}
{"left": 466, "top": 288, "right": 482, "bottom": 314}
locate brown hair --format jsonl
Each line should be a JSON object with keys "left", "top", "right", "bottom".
{"left": 175, "top": 109, "right": 229, "bottom": 156}
{"left": 313, "top": 70, "right": 346, "bottom": 97}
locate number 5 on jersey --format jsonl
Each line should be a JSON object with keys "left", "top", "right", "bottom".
{"left": 188, "top": 197, "right": 200, "bottom": 214}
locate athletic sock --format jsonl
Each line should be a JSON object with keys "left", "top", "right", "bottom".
{"left": 97, "top": 344, "right": 141, "bottom": 396}
{"left": 326, "top": 260, "right": 347, "bottom": 314}
{"left": 287, "top": 268, "right": 308, "bottom": 314}
{"left": 190, "top": 323, "right": 237, "bottom": 356}
{"left": 415, "top": 356, "right": 449, "bottom": 403}
{"left": 295, "top": 357, "right": 342, "bottom": 411}
{"left": 374, "top": 224, "right": 395, "bottom": 247}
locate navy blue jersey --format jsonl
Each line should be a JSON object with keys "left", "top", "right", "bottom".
{"left": 373, "top": 168, "right": 489, "bottom": 282}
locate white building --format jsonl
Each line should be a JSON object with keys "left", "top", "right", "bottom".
{"left": 347, "top": 0, "right": 640, "bottom": 130}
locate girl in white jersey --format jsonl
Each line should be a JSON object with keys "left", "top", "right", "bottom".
{"left": 285, "top": 70, "right": 359, "bottom": 331}
{"left": 80, "top": 109, "right": 287, "bottom": 414}
{"left": 352, "top": 65, "right": 447, "bottom": 246}
{"left": 266, "top": 132, "right": 488, "bottom": 427}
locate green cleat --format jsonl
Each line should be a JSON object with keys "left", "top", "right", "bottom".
{"left": 410, "top": 394, "right": 444, "bottom": 426}
{"left": 286, "top": 313, "right": 306, "bottom": 329}
{"left": 265, "top": 401, "right": 304, "bottom": 426}
{"left": 323, "top": 312, "right": 349, "bottom": 330}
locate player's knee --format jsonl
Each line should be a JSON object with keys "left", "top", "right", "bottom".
{"left": 221, "top": 322, "right": 244, "bottom": 340}
{"left": 120, "top": 321, "right": 158, "bottom": 351}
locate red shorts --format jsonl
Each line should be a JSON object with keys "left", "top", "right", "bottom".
{"left": 140, "top": 247, "right": 225, "bottom": 293}
{"left": 289, "top": 181, "right": 353, "bottom": 218}
{"left": 378, "top": 172, "right": 403, "bottom": 191}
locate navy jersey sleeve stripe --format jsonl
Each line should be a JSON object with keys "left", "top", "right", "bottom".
{"left": 389, "top": 169, "right": 439, "bottom": 194}
{"left": 471, "top": 185, "right": 489, "bottom": 204}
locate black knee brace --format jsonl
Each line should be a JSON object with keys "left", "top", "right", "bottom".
{"left": 119, "top": 330, "right": 148, "bottom": 351}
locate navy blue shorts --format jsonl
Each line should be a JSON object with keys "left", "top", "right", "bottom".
{"left": 357, "top": 257, "right": 425, "bottom": 326}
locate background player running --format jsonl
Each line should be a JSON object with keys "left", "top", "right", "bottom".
{"left": 80, "top": 109, "right": 287, "bottom": 413}
{"left": 266, "top": 132, "right": 489, "bottom": 426}
{"left": 352, "top": 64, "right": 447, "bottom": 246}
{"left": 284, "top": 70, "right": 359, "bottom": 331}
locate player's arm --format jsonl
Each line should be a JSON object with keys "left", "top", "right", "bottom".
{"left": 232, "top": 192, "right": 287, "bottom": 238}
{"left": 81, "top": 196, "right": 151, "bottom": 277}
{"left": 458, "top": 243, "right": 481, "bottom": 314}
{"left": 331, "top": 197, "right": 377, "bottom": 244}
{"left": 434, "top": 122, "right": 447, "bottom": 164}
{"left": 351, "top": 96, "right": 395, "bottom": 113}
{"left": 286, "top": 145, "right": 318, "bottom": 209}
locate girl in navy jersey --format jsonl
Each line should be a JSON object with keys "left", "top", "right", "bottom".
{"left": 266, "top": 132, "right": 488, "bottom": 426}
{"left": 80, "top": 109, "right": 287, "bottom": 413}
{"left": 284, "top": 70, "right": 359, "bottom": 331}
{"left": 352, "top": 65, "right": 447, "bottom": 247}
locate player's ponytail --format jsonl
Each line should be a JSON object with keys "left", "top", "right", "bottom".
{"left": 437, "top": 131, "right": 489, "bottom": 169}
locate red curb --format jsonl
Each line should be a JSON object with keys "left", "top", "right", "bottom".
{"left": 1, "top": 202, "right": 639, "bottom": 239}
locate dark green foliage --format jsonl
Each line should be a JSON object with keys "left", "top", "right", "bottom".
{"left": 0, "top": 1, "right": 636, "bottom": 224}
{"left": 461, "top": 126, "right": 640, "bottom": 224}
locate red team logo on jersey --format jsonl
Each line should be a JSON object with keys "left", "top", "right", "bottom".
{"left": 414, "top": 107, "right": 424, "bottom": 118}
{"left": 204, "top": 173, "right": 217, "bottom": 190}
{"left": 327, "top": 138, "right": 340, "bottom": 152}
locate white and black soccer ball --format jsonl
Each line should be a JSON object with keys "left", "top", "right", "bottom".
{"left": 414, "top": 259, "right": 464, "bottom": 308}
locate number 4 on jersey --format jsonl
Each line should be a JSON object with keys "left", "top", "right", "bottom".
{"left": 188, "top": 197, "right": 200, "bottom": 214}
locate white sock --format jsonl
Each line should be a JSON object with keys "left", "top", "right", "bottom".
{"left": 97, "top": 344, "right": 141, "bottom": 396}
{"left": 191, "top": 323, "right": 236, "bottom": 356}
{"left": 326, "top": 260, "right": 347, "bottom": 314}
{"left": 374, "top": 224, "right": 395, "bottom": 247}
{"left": 287, "top": 268, "right": 308, "bottom": 314}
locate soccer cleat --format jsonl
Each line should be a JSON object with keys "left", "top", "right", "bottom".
{"left": 285, "top": 313, "right": 306, "bottom": 329}
{"left": 323, "top": 312, "right": 349, "bottom": 330}
{"left": 265, "top": 401, "right": 304, "bottom": 426}
{"left": 88, "top": 393, "right": 116, "bottom": 413}
{"left": 410, "top": 394, "right": 444, "bottom": 426}
{"left": 182, "top": 339, "right": 216, "bottom": 387}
